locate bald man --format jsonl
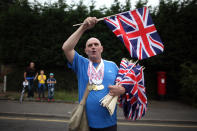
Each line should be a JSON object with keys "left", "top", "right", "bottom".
{"left": 62, "top": 17, "right": 125, "bottom": 131}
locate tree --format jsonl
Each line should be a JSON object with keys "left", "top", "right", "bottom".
{"left": 0, "top": 0, "right": 196, "bottom": 102}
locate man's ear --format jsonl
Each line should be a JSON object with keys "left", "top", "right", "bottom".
{"left": 101, "top": 46, "right": 103, "bottom": 53}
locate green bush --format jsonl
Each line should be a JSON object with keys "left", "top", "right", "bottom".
{"left": 0, "top": 76, "right": 3, "bottom": 83}
{"left": 144, "top": 70, "right": 157, "bottom": 100}
{"left": 179, "top": 62, "right": 197, "bottom": 106}
{"left": 7, "top": 67, "right": 24, "bottom": 91}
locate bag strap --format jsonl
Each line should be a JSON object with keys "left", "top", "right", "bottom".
{"left": 80, "top": 83, "right": 90, "bottom": 105}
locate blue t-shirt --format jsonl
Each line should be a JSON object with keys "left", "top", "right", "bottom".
{"left": 68, "top": 51, "right": 119, "bottom": 128}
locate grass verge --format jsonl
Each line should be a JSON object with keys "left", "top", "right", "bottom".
{"left": 0, "top": 90, "right": 78, "bottom": 102}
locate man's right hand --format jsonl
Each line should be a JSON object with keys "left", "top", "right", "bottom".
{"left": 62, "top": 17, "right": 98, "bottom": 63}
{"left": 81, "top": 17, "right": 98, "bottom": 31}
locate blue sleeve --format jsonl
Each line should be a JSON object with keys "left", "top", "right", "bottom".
{"left": 115, "top": 63, "right": 119, "bottom": 73}
{"left": 114, "top": 62, "right": 119, "bottom": 76}
{"left": 67, "top": 51, "right": 87, "bottom": 74}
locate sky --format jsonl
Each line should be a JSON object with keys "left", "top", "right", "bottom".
{"left": 28, "top": 0, "right": 160, "bottom": 9}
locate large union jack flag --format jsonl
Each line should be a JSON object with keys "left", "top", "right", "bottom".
{"left": 104, "top": 7, "right": 164, "bottom": 60}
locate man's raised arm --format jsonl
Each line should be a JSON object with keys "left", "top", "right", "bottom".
{"left": 62, "top": 17, "right": 98, "bottom": 63}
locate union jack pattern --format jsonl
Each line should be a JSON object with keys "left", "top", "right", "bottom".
{"left": 116, "top": 58, "right": 147, "bottom": 120}
{"left": 104, "top": 7, "right": 164, "bottom": 60}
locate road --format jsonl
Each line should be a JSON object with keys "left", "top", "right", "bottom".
{"left": 1, "top": 100, "right": 197, "bottom": 131}
{"left": 0, "top": 115, "right": 197, "bottom": 131}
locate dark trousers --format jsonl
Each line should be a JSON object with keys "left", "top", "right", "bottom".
{"left": 89, "top": 124, "right": 117, "bottom": 131}
{"left": 38, "top": 84, "right": 45, "bottom": 98}
{"left": 27, "top": 79, "right": 34, "bottom": 98}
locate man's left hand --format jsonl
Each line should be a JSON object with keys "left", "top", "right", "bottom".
{"left": 108, "top": 84, "right": 125, "bottom": 96}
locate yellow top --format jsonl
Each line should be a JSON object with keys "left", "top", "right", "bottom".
{"left": 38, "top": 75, "right": 46, "bottom": 84}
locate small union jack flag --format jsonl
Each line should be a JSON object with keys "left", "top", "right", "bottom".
{"left": 132, "top": 65, "right": 147, "bottom": 119}
{"left": 104, "top": 7, "right": 164, "bottom": 60}
{"left": 115, "top": 58, "right": 128, "bottom": 83}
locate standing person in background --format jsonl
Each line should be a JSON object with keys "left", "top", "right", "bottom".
{"left": 37, "top": 70, "right": 46, "bottom": 100}
{"left": 24, "top": 62, "right": 38, "bottom": 99}
{"left": 47, "top": 73, "right": 56, "bottom": 102}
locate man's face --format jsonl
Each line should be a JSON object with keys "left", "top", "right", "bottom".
{"left": 30, "top": 62, "right": 35, "bottom": 68}
{"left": 85, "top": 38, "right": 103, "bottom": 61}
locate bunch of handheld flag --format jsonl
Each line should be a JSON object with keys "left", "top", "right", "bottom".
{"left": 100, "top": 58, "right": 147, "bottom": 120}
{"left": 74, "top": 6, "right": 164, "bottom": 120}
{"left": 116, "top": 58, "right": 147, "bottom": 120}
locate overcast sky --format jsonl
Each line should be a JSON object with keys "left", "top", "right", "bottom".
{"left": 28, "top": 0, "right": 159, "bottom": 9}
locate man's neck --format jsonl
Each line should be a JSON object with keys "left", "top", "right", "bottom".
{"left": 90, "top": 58, "right": 101, "bottom": 63}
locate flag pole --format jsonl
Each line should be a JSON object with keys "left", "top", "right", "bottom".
{"left": 73, "top": 6, "right": 150, "bottom": 27}
{"left": 73, "top": 11, "right": 129, "bottom": 27}
{"left": 124, "top": 60, "right": 139, "bottom": 76}
{"left": 72, "top": 15, "right": 113, "bottom": 27}
{"left": 73, "top": 17, "right": 103, "bottom": 27}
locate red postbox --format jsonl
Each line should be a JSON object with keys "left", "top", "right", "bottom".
{"left": 157, "top": 71, "right": 166, "bottom": 96}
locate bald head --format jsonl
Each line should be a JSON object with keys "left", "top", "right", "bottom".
{"left": 86, "top": 37, "right": 101, "bottom": 47}
{"left": 29, "top": 62, "right": 35, "bottom": 68}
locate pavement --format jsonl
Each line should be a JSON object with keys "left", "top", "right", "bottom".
{"left": 0, "top": 99, "right": 197, "bottom": 124}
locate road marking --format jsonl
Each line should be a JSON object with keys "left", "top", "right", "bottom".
{"left": 0, "top": 116, "right": 69, "bottom": 123}
{"left": 117, "top": 121, "right": 197, "bottom": 128}
{"left": 0, "top": 116, "right": 197, "bottom": 128}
